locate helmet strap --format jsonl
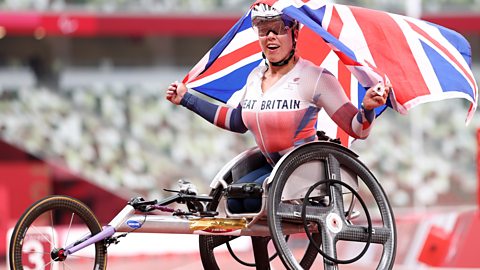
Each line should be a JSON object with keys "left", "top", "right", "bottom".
{"left": 270, "top": 49, "right": 295, "bottom": 66}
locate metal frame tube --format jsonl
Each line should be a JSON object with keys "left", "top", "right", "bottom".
{"left": 66, "top": 226, "right": 116, "bottom": 255}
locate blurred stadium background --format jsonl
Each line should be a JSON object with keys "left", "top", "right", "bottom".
{"left": 0, "top": 0, "right": 479, "bottom": 269}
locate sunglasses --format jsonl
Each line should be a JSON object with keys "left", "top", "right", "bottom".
{"left": 252, "top": 16, "right": 295, "bottom": 37}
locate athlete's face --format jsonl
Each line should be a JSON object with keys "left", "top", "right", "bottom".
{"left": 255, "top": 19, "right": 297, "bottom": 63}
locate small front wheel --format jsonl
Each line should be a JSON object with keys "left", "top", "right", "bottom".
{"left": 9, "top": 195, "right": 107, "bottom": 270}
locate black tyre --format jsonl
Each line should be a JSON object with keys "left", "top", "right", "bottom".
{"left": 268, "top": 142, "right": 396, "bottom": 270}
{"left": 9, "top": 195, "right": 107, "bottom": 270}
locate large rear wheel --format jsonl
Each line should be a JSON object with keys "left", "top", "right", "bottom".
{"left": 268, "top": 142, "right": 396, "bottom": 270}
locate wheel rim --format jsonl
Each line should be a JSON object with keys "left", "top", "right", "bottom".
{"left": 10, "top": 196, "right": 106, "bottom": 270}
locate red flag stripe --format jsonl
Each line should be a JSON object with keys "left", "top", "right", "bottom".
{"left": 327, "top": 6, "right": 343, "bottom": 39}
{"left": 350, "top": 7, "right": 431, "bottom": 103}
{"left": 297, "top": 26, "right": 331, "bottom": 66}
{"left": 190, "top": 41, "right": 261, "bottom": 83}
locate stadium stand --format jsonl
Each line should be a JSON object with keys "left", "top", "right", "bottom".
{"left": 0, "top": 81, "right": 478, "bottom": 208}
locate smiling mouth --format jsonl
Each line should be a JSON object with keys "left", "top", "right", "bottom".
{"left": 267, "top": 44, "right": 280, "bottom": 51}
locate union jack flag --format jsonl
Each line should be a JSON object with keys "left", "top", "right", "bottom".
{"left": 184, "top": 0, "right": 478, "bottom": 147}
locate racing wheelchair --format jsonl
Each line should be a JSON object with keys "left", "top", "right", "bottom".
{"left": 9, "top": 135, "right": 397, "bottom": 270}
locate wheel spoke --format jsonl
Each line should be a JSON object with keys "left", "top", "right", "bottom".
{"left": 44, "top": 260, "right": 54, "bottom": 269}
{"left": 338, "top": 224, "right": 392, "bottom": 244}
{"left": 65, "top": 212, "right": 76, "bottom": 247}
{"left": 303, "top": 205, "right": 332, "bottom": 224}
{"left": 320, "top": 228, "right": 338, "bottom": 267}
{"left": 275, "top": 202, "right": 303, "bottom": 220}
{"left": 328, "top": 183, "right": 345, "bottom": 214}
{"left": 68, "top": 254, "right": 96, "bottom": 260}
{"left": 277, "top": 201, "right": 332, "bottom": 222}
{"left": 325, "top": 155, "right": 346, "bottom": 214}
{"left": 21, "top": 250, "right": 50, "bottom": 255}
{"left": 30, "top": 224, "right": 55, "bottom": 247}
{"left": 62, "top": 261, "right": 74, "bottom": 270}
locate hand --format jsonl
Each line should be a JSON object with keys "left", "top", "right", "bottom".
{"left": 362, "top": 82, "right": 391, "bottom": 111}
{"left": 166, "top": 81, "right": 187, "bottom": 105}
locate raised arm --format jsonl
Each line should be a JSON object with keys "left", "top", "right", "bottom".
{"left": 311, "top": 70, "right": 389, "bottom": 139}
{"left": 166, "top": 81, "right": 248, "bottom": 133}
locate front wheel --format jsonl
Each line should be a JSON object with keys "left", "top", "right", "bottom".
{"left": 9, "top": 195, "right": 107, "bottom": 270}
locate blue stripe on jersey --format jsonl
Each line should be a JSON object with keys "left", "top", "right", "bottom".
{"left": 294, "top": 106, "right": 319, "bottom": 138}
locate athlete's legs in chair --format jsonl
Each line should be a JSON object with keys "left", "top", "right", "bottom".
{"left": 227, "top": 163, "right": 272, "bottom": 213}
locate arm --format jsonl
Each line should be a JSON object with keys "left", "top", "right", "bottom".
{"left": 312, "top": 70, "right": 388, "bottom": 139}
{"left": 166, "top": 81, "right": 248, "bottom": 133}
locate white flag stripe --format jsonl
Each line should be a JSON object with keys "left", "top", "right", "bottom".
{"left": 221, "top": 28, "right": 259, "bottom": 57}
{"left": 336, "top": 5, "right": 377, "bottom": 67}
{"left": 405, "top": 16, "right": 476, "bottom": 82}
{"left": 392, "top": 15, "right": 444, "bottom": 95}
{"left": 187, "top": 53, "right": 263, "bottom": 89}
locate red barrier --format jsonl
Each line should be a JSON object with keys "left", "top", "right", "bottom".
{"left": 0, "top": 186, "right": 8, "bottom": 258}
{"left": 0, "top": 162, "right": 50, "bottom": 255}
{"left": 418, "top": 225, "right": 452, "bottom": 266}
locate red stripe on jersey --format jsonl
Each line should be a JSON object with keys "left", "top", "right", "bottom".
{"left": 362, "top": 120, "right": 372, "bottom": 130}
{"left": 216, "top": 107, "right": 229, "bottom": 129}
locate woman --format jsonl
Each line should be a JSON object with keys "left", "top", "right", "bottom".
{"left": 166, "top": 3, "right": 389, "bottom": 213}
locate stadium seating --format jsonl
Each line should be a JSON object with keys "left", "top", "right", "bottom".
{"left": 0, "top": 82, "right": 478, "bottom": 208}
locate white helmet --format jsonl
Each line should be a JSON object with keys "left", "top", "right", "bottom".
{"left": 251, "top": 3, "right": 282, "bottom": 20}
{"left": 251, "top": 3, "right": 297, "bottom": 29}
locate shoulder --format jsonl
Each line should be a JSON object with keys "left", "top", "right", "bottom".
{"left": 297, "top": 58, "right": 328, "bottom": 78}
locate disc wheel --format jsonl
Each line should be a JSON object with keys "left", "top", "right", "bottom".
{"left": 268, "top": 142, "right": 397, "bottom": 270}
{"left": 199, "top": 186, "right": 321, "bottom": 269}
{"left": 9, "top": 195, "right": 107, "bottom": 270}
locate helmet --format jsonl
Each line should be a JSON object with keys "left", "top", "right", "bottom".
{"left": 251, "top": 3, "right": 282, "bottom": 20}
{"left": 251, "top": 3, "right": 297, "bottom": 29}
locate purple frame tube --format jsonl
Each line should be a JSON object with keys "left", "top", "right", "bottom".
{"left": 65, "top": 226, "right": 116, "bottom": 255}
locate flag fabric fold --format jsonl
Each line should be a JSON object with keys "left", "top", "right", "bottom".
{"left": 184, "top": 0, "right": 478, "bottom": 147}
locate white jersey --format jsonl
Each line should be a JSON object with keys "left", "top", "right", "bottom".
{"left": 240, "top": 58, "right": 374, "bottom": 164}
